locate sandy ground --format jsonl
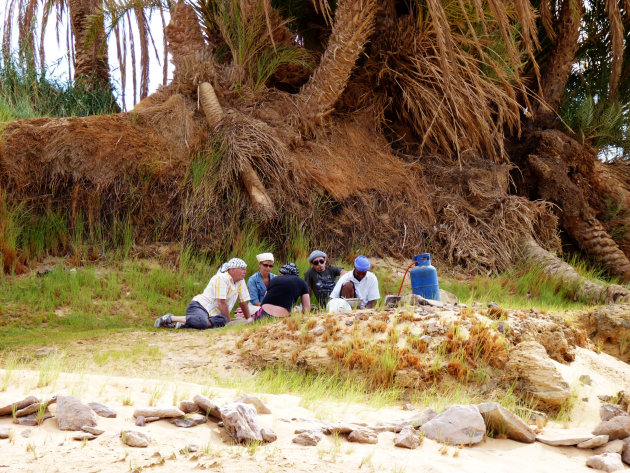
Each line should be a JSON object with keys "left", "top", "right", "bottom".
{"left": 1, "top": 346, "right": 630, "bottom": 473}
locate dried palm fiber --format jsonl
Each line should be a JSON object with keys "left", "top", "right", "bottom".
{"left": 517, "top": 129, "right": 630, "bottom": 282}
{"left": 340, "top": 15, "right": 518, "bottom": 161}
{"left": 522, "top": 239, "right": 630, "bottom": 303}
{"left": 298, "top": 0, "right": 378, "bottom": 121}
{"left": 135, "top": 2, "right": 216, "bottom": 110}
{"left": 198, "top": 82, "right": 275, "bottom": 215}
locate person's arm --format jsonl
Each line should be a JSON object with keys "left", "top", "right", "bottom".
{"left": 365, "top": 274, "right": 380, "bottom": 309}
{"left": 217, "top": 299, "right": 231, "bottom": 321}
{"left": 239, "top": 300, "right": 251, "bottom": 319}
{"left": 301, "top": 294, "right": 311, "bottom": 313}
{"left": 365, "top": 300, "right": 376, "bottom": 309}
{"left": 330, "top": 275, "right": 345, "bottom": 299}
{"left": 247, "top": 276, "right": 262, "bottom": 306}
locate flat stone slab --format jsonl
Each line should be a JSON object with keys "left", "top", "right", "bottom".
{"left": 536, "top": 429, "right": 593, "bottom": 446}
{"left": 0, "top": 396, "right": 39, "bottom": 416}
{"left": 133, "top": 407, "right": 184, "bottom": 419}
{"left": 87, "top": 402, "right": 117, "bottom": 418}
{"left": 577, "top": 435, "right": 609, "bottom": 449}
{"left": 72, "top": 432, "right": 96, "bottom": 441}
{"left": 81, "top": 426, "right": 104, "bottom": 435}
{"left": 169, "top": 414, "right": 207, "bottom": 428}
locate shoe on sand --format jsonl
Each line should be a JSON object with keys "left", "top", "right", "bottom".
{"left": 154, "top": 313, "right": 173, "bottom": 328}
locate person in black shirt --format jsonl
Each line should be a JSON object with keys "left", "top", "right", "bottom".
{"left": 251, "top": 263, "right": 310, "bottom": 319}
{"left": 303, "top": 250, "right": 347, "bottom": 308}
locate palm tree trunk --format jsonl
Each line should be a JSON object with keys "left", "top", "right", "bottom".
{"left": 69, "top": 0, "right": 110, "bottom": 89}
{"left": 298, "top": 0, "right": 378, "bottom": 121}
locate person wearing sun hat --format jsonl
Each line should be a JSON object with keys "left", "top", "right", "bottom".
{"left": 304, "top": 250, "right": 347, "bottom": 308}
{"left": 154, "top": 257, "right": 251, "bottom": 329}
{"left": 247, "top": 252, "right": 277, "bottom": 311}
{"left": 250, "top": 262, "right": 310, "bottom": 320}
{"left": 329, "top": 255, "right": 380, "bottom": 309}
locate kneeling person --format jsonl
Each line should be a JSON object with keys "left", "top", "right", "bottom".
{"left": 329, "top": 256, "right": 379, "bottom": 309}
{"left": 155, "top": 258, "right": 251, "bottom": 329}
{"left": 252, "top": 263, "right": 310, "bottom": 319}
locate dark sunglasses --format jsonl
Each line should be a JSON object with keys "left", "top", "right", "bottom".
{"left": 312, "top": 259, "right": 325, "bottom": 265}
{"left": 261, "top": 263, "right": 274, "bottom": 268}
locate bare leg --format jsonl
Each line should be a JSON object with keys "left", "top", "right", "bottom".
{"left": 171, "top": 316, "right": 186, "bottom": 323}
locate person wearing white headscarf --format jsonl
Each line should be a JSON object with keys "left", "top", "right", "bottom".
{"left": 155, "top": 258, "right": 251, "bottom": 329}
{"left": 247, "top": 252, "right": 277, "bottom": 311}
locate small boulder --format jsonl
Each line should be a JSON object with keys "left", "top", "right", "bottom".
{"left": 81, "top": 426, "right": 104, "bottom": 436}
{"left": 409, "top": 408, "right": 438, "bottom": 428}
{"left": 178, "top": 400, "right": 199, "bottom": 414}
{"left": 169, "top": 414, "right": 207, "bottom": 428}
{"left": 313, "top": 326, "right": 325, "bottom": 336}
{"left": 585, "top": 453, "right": 625, "bottom": 473}
{"left": 56, "top": 395, "right": 97, "bottom": 431}
{"left": 87, "top": 402, "right": 117, "bottom": 418}
{"left": 577, "top": 435, "right": 609, "bottom": 449}
{"left": 193, "top": 394, "right": 222, "bottom": 420}
{"left": 440, "top": 289, "right": 458, "bottom": 305}
{"left": 477, "top": 402, "right": 535, "bottom": 443}
{"left": 420, "top": 405, "right": 485, "bottom": 445}
{"left": 347, "top": 428, "right": 378, "bottom": 444}
{"left": 593, "top": 416, "right": 630, "bottom": 440}
{"left": 593, "top": 439, "right": 625, "bottom": 455}
{"left": 0, "top": 427, "right": 10, "bottom": 439}
{"left": 135, "top": 416, "right": 146, "bottom": 427}
{"left": 394, "top": 426, "right": 420, "bottom": 449}
{"left": 72, "top": 432, "right": 96, "bottom": 441}
{"left": 121, "top": 429, "right": 150, "bottom": 448}
{"left": 133, "top": 407, "right": 184, "bottom": 419}
{"left": 220, "top": 402, "right": 263, "bottom": 443}
{"left": 235, "top": 394, "right": 271, "bottom": 415}
{"left": 600, "top": 404, "right": 628, "bottom": 422}
{"left": 292, "top": 431, "right": 322, "bottom": 446}
{"left": 261, "top": 428, "right": 277, "bottom": 443}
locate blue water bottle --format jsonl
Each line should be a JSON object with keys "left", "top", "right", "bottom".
{"left": 410, "top": 253, "right": 440, "bottom": 300}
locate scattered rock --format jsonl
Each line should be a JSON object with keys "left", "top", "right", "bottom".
{"left": 56, "top": 395, "right": 98, "bottom": 431}
{"left": 593, "top": 439, "right": 625, "bottom": 455}
{"left": 409, "top": 408, "right": 438, "bottom": 428}
{"left": 34, "top": 347, "right": 55, "bottom": 358}
{"left": 394, "top": 426, "right": 420, "bottom": 449}
{"left": 505, "top": 341, "right": 570, "bottom": 408}
{"left": 0, "top": 427, "right": 10, "bottom": 439}
{"left": 439, "top": 289, "right": 458, "bottom": 305}
{"left": 593, "top": 416, "right": 630, "bottom": 440}
{"left": 121, "top": 429, "right": 150, "bottom": 448}
{"left": 184, "top": 444, "right": 199, "bottom": 453}
{"left": 402, "top": 403, "right": 414, "bottom": 411}
{"left": 577, "top": 435, "right": 609, "bottom": 449}
{"left": 345, "top": 319, "right": 354, "bottom": 326}
{"left": 579, "top": 374, "right": 593, "bottom": 385}
{"left": 599, "top": 395, "right": 613, "bottom": 402}
{"left": 17, "top": 411, "right": 52, "bottom": 426}
{"left": 348, "top": 428, "right": 378, "bottom": 444}
{"left": 235, "top": 394, "right": 271, "bottom": 415}
{"left": 220, "top": 402, "right": 263, "bottom": 443}
{"left": 497, "top": 321, "right": 507, "bottom": 333}
{"left": 313, "top": 326, "right": 325, "bottom": 336}
{"left": 292, "top": 431, "right": 321, "bottom": 446}
{"left": 600, "top": 404, "right": 629, "bottom": 422}
{"left": 81, "top": 426, "right": 104, "bottom": 435}
{"left": 0, "top": 395, "right": 39, "bottom": 416}
{"left": 135, "top": 416, "right": 146, "bottom": 427}
{"left": 169, "top": 414, "right": 207, "bottom": 428}
{"left": 133, "top": 407, "right": 184, "bottom": 419}
{"left": 87, "top": 402, "right": 117, "bottom": 418}
{"left": 323, "top": 423, "right": 366, "bottom": 435}
{"left": 371, "top": 420, "right": 410, "bottom": 433}
{"left": 585, "top": 453, "right": 625, "bottom": 473}
{"left": 193, "top": 394, "right": 222, "bottom": 420}
{"left": 421, "top": 405, "right": 485, "bottom": 445}
{"left": 536, "top": 429, "right": 594, "bottom": 446}
{"left": 72, "top": 432, "right": 96, "bottom": 441}
{"left": 21, "top": 429, "right": 31, "bottom": 438}
{"left": 179, "top": 401, "right": 199, "bottom": 414}
{"left": 261, "top": 428, "right": 277, "bottom": 443}
{"left": 477, "top": 402, "right": 536, "bottom": 443}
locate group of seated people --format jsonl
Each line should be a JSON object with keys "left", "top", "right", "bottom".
{"left": 154, "top": 250, "right": 380, "bottom": 330}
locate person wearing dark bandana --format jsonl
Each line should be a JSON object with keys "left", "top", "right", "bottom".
{"left": 251, "top": 263, "right": 310, "bottom": 320}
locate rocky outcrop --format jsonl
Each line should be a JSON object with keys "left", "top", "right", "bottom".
{"left": 505, "top": 341, "right": 570, "bottom": 408}
{"left": 477, "top": 402, "right": 536, "bottom": 443}
{"left": 56, "top": 395, "right": 97, "bottom": 431}
{"left": 420, "top": 405, "right": 485, "bottom": 445}
{"left": 220, "top": 403, "right": 263, "bottom": 443}
{"left": 578, "top": 304, "right": 630, "bottom": 361}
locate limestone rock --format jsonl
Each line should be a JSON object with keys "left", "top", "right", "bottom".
{"left": 536, "top": 429, "right": 593, "bottom": 446}
{"left": 0, "top": 427, "right": 10, "bottom": 439}
{"left": 394, "top": 426, "right": 420, "bottom": 449}
{"left": 477, "top": 402, "right": 536, "bottom": 443}
{"left": 56, "top": 395, "right": 97, "bottom": 431}
{"left": 220, "top": 402, "right": 263, "bottom": 443}
{"left": 292, "top": 431, "right": 322, "bottom": 446}
{"left": 121, "top": 429, "right": 150, "bottom": 448}
{"left": 409, "top": 408, "right": 438, "bottom": 428}
{"left": 601, "top": 404, "right": 629, "bottom": 422}
{"left": 72, "top": 432, "right": 96, "bottom": 441}
{"left": 420, "top": 405, "right": 485, "bottom": 445}
{"left": 133, "top": 407, "right": 184, "bottom": 419}
{"left": 81, "top": 426, "right": 104, "bottom": 435}
{"left": 178, "top": 400, "right": 199, "bottom": 414}
{"left": 87, "top": 402, "right": 117, "bottom": 418}
{"left": 261, "top": 428, "right": 277, "bottom": 443}
{"left": 193, "top": 394, "right": 222, "bottom": 420}
{"left": 0, "top": 395, "right": 38, "bottom": 416}
{"left": 593, "top": 416, "right": 630, "bottom": 440}
{"left": 585, "top": 453, "right": 625, "bottom": 473}
{"left": 235, "top": 394, "right": 271, "bottom": 415}
{"left": 594, "top": 439, "right": 625, "bottom": 455}
{"left": 579, "top": 304, "right": 630, "bottom": 350}
{"left": 348, "top": 428, "right": 378, "bottom": 444}
{"left": 505, "top": 341, "right": 570, "bottom": 407}
{"left": 577, "top": 435, "right": 609, "bottom": 449}
{"left": 169, "top": 414, "right": 207, "bottom": 428}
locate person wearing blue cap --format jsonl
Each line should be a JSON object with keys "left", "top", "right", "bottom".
{"left": 329, "top": 255, "right": 380, "bottom": 309}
